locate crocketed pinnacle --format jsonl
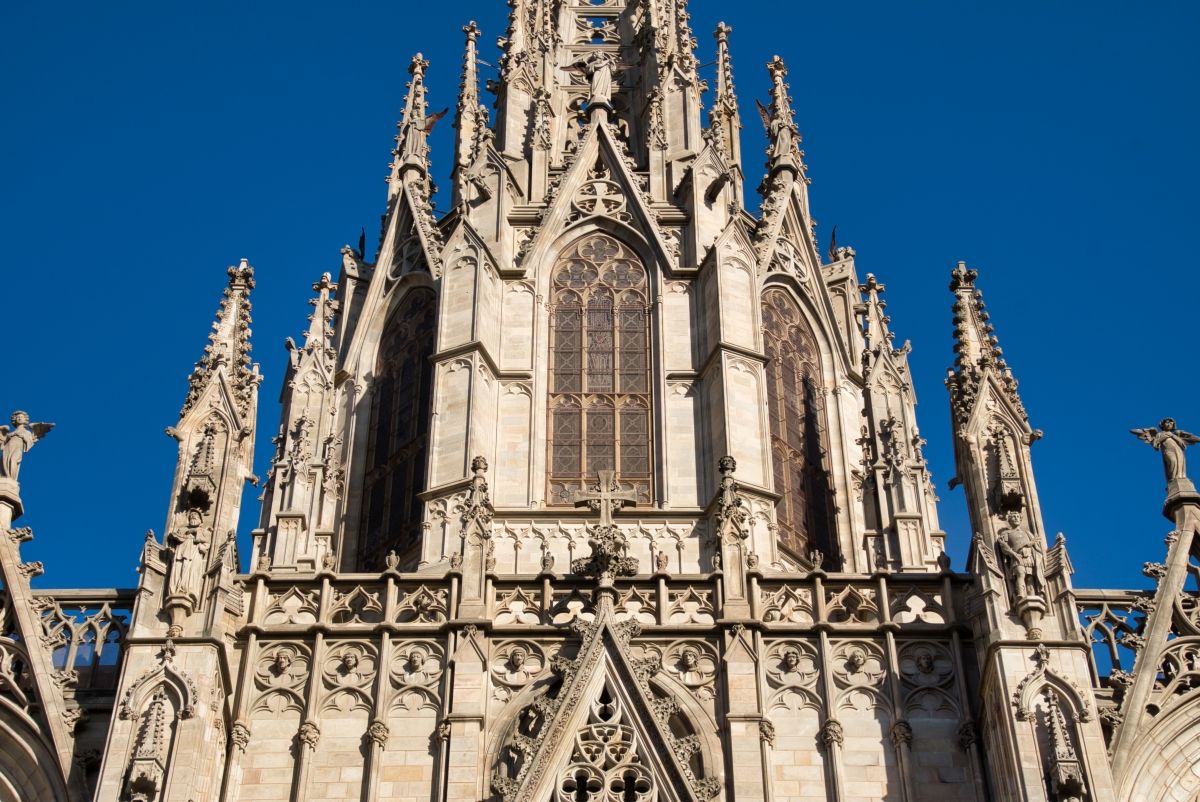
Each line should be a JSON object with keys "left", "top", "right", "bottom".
{"left": 302, "top": 273, "right": 338, "bottom": 360}
{"left": 180, "top": 260, "right": 258, "bottom": 418}
{"left": 390, "top": 54, "right": 432, "bottom": 192}
{"left": 946, "top": 261, "right": 1027, "bottom": 423}
{"left": 859, "top": 274, "right": 896, "bottom": 356}
{"left": 454, "top": 21, "right": 488, "bottom": 175}
{"left": 764, "top": 55, "right": 805, "bottom": 174}
{"left": 706, "top": 22, "right": 742, "bottom": 167}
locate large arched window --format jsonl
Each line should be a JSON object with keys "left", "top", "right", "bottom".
{"left": 762, "top": 287, "right": 835, "bottom": 561}
{"left": 359, "top": 288, "right": 436, "bottom": 570}
{"left": 548, "top": 234, "right": 652, "bottom": 505}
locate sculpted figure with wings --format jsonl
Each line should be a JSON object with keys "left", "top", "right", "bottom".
{"left": 0, "top": 411, "right": 53, "bottom": 482}
{"left": 568, "top": 51, "right": 627, "bottom": 108}
{"left": 1131, "top": 417, "right": 1200, "bottom": 485}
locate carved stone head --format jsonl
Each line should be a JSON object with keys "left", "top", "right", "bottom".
{"left": 681, "top": 648, "right": 700, "bottom": 671}
{"left": 783, "top": 648, "right": 801, "bottom": 671}
{"left": 847, "top": 648, "right": 867, "bottom": 672}
{"left": 10, "top": 411, "right": 28, "bottom": 427}
{"left": 508, "top": 647, "right": 527, "bottom": 671}
{"left": 273, "top": 650, "right": 294, "bottom": 675}
{"left": 1161, "top": 417, "right": 1177, "bottom": 431}
{"left": 1005, "top": 509, "right": 1024, "bottom": 528}
{"left": 407, "top": 647, "right": 427, "bottom": 672}
{"left": 186, "top": 508, "right": 204, "bottom": 528}
{"left": 915, "top": 651, "right": 935, "bottom": 674}
{"left": 341, "top": 653, "right": 359, "bottom": 672}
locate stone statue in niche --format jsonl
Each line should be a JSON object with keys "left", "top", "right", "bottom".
{"left": 1132, "top": 418, "right": 1199, "bottom": 492}
{"left": 0, "top": 411, "right": 54, "bottom": 482}
{"left": 166, "top": 508, "right": 210, "bottom": 604}
{"left": 996, "top": 510, "right": 1046, "bottom": 601}
{"left": 996, "top": 509, "right": 1048, "bottom": 639}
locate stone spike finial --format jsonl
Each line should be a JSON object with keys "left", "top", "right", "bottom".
{"left": 706, "top": 22, "right": 742, "bottom": 168}
{"left": 763, "top": 55, "right": 805, "bottom": 174}
{"left": 302, "top": 273, "right": 338, "bottom": 358}
{"left": 859, "top": 273, "right": 897, "bottom": 355}
{"left": 180, "top": 260, "right": 259, "bottom": 419}
{"left": 390, "top": 53, "right": 433, "bottom": 188}
{"left": 454, "top": 21, "right": 485, "bottom": 174}
{"left": 946, "top": 261, "right": 1027, "bottom": 424}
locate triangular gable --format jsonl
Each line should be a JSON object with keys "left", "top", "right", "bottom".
{"left": 492, "top": 603, "right": 720, "bottom": 801}
{"left": 179, "top": 369, "right": 247, "bottom": 434}
{"left": 518, "top": 120, "right": 679, "bottom": 275}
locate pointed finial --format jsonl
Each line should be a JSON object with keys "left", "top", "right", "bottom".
{"left": 303, "top": 273, "right": 339, "bottom": 357}
{"left": 181, "top": 261, "right": 259, "bottom": 418}
{"left": 454, "top": 21, "right": 486, "bottom": 178}
{"left": 706, "top": 22, "right": 742, "bottom": 167}
{"left": 858, "top": 273, "right": 899, "bottom": 356}
{"left": 946, "top": 261, "right": 1026, "bottom": 423}
{"left": 763, "top": 55, "right": 804, "bottom": 173}
{"left": 390, "top": 53, "right": 433, "bottom": 190}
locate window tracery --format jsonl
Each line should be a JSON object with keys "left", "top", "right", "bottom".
{"left": 761, "top": 288, "right": 835, "bottom": 561}
{"left": 556, "top": 685, "right": 656, "bottom": 802}
{"left": 359, "top": 289, "right": 436, "bottom": 570}
{"left": 549, "top": 235, "right": 652, "bottom": 505}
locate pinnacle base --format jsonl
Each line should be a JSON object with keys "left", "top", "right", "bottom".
{"left": 0, "top": 478, "right": 22, "bottom": 520}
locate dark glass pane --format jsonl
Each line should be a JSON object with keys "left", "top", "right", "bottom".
{"left": 586, "top": 408, "right": 616, "bottom": 474}
{"left": 554, "top": 306, "right": 583, "bottom": 393}
{"left": 586, "top": 295, "right": 614, "bottom": 393}
{"left": 553, "top": 408, "right": 582, "bottom": 477}
{"left": 620, "top": 409, "right": 649, "bottom": 477}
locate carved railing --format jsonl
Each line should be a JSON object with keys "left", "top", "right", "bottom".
{"left": 30, "top": 589, "right": 134, "bottom": 693}
{"left": 243, "top": 571, "right": 965, "bottom": 632}
{"left": 1075, "top": 588, "right": 1150, "bottom": 687}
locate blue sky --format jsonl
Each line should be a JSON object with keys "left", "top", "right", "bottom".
{"left": 2, "top": 1, "right": 1197, "bottom": 592}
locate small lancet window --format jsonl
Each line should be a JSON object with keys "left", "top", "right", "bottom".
{"left": 762, "top": 287, "right": 835, "bottom": 561}
{"left": 548, "top": 234, "right": 652, "bottom": 505}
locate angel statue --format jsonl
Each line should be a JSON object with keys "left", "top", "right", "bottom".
{"left": 569, "top": 52, "right": 626, "bottom": 108}
{"left": 0, "top": 411, "right": 54, "bottom": 482}
{"left": 1131, "top": 418, "right": 1200, "bottom": 486}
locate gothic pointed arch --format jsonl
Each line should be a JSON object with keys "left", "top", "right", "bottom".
{"left": 547, "top": 233, "right": 652, "bottom": 505}
{"left": 358, "top": 286, "right": 437, "bottom": 570}
{"left": 760, "top": 286, "right": 836, "bottom": 562}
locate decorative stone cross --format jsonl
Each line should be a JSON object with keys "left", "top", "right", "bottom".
{"left": 573, "top": 470, "right": 637, "bottom": 527}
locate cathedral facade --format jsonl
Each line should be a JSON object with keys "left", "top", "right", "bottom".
{"left": 1, "top": 2, "right": 1198, "bottom": 801}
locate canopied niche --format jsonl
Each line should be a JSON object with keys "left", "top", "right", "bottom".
{"left": 548, "top": 234, "right": 652, "bottom": 505}
{"left": 761, "top": 287, "right": 835, "bottom": 562}
{"left": 359, "top": 288, "right": 437, "bottom": 570}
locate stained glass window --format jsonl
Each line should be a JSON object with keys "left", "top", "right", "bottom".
{"left": 762, "top": 287, "right": 835, "bottom": 561}
{"left": 359, "top": 288, "right": 436, "bottom": 570}
{"left": 548, "top": 234, "right": 652, "bottom": 504}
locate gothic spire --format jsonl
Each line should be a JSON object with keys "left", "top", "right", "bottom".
{"left": 453, "top": 21, "right": 488, "bottom": 180}
{"left": 706, "top": 22, "right": 742, "bottom": 170}
{"left": 946, "top": 261, "right": 1027, "bottom": 425}
{"left": 390, "top": 54, "right": 433, "bottom": 194}
{"left": 180, "top": 259, "right": 257, "bottom": 419}
{"left": 860, "top": 273, "right": 896, "bottom": 357}
{"left": 302, "top": 272, "right": 338, "bottom": 359}
{"left": 764, "top": 55, "right": 805, "bottom": 175}
{"left": 857, "top": 273, "right": 944, "bottom": 571}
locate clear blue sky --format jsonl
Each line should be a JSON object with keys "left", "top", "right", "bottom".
{"left": 2, "top": 1, "right": 1197, "bottom": 592}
